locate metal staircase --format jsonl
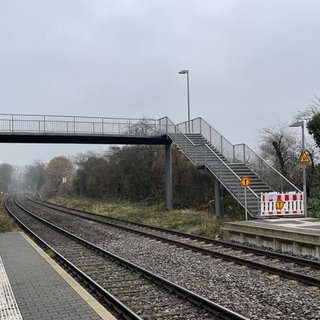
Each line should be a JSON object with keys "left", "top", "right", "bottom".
{"left": 161, "top": 117, "right": 300, "bottom": 218}
{"left": 184, "top": 133, "right": 273, "bottom": 216}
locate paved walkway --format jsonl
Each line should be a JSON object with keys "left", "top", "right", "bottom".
{"left": 0, "top": 232, "right": 116, "bottom": 320}
{"left": 240, "top": 217, "right": 320, "bottom": 234}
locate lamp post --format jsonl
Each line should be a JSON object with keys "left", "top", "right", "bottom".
{"left": 289, "top": 120, "right": 307, "bottom": 217}
{"left": 178, "top": 69, "right": 190, "bottom": 133}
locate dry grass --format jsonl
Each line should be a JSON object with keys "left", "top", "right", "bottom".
{"left": 0, "top": 194, "right": 242, "bottom": 237}
{"left": 48, "top": 196, "right": 234, "bottom": 238}
{"left": 0, "top": 196, "right": 20, "bottom": 233}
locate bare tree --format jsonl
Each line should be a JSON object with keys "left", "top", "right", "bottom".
{"left": 0, "top": 163, "right": 14, "bottom": 193}
{"left": 23, "top": 161, "right": 46, "bottom": 192}
{"left": 42, "top": 156, "right": 75, "bottom": 197}
{"left": 258, "top": 122, "right": 300, "bottom": 182}
{"left": 294, "top": 95, "right": 320, "bottom": 122}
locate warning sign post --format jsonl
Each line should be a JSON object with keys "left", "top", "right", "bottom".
{"left": 289, "top": 121, "right": 307, "bottom": 217}
{"left": 240, "top": 176, "right": 250, "bottom": 221}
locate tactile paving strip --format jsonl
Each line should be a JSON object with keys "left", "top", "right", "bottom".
{"left": 0, "top": 256, "right": 23, "bottom": 320}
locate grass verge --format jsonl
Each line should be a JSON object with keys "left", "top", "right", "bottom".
{"left": 0, "top": 195, "right": 20, "bottom": 233}
{"left": 49, "top": 196, "right": 243, "bottom": 238}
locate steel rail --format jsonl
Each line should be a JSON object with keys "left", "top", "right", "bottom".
{"left": 108, "top": 216, "right": 320, "bottom": 269}
{"left": 24, "top": 195, "right": 320, "bottom": 287}
{"left": 8, "top": 195, "right": 249, "bottom": 320}
{"left": 28, "top": 194, "right": 320, "bottom": 270}
{"left": 5, "top": 196, "right": 142, "bottom": 320}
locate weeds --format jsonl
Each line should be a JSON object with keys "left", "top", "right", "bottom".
{"left": 0, "top": 196, "right": 18, "bottom": 233}
{"left": 48, "top": 196, "right": 242, "bottom": 238}
{"left": 45, "top": 249, "right": 56, "bottom": 259}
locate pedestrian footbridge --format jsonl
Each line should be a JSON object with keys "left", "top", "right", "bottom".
{"left": 0, "top": 113, "right": 300, "bottom": 218}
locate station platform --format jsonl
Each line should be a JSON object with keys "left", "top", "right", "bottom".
{"left": 221, "top": 217, "right": 320, "bottom": 259}
{"left": 0, "top": 232, "right": 116, "bottom": 320}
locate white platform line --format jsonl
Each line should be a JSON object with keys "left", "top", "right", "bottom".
{"left": 0, "top": 256, "right": 23, "bottom": 320}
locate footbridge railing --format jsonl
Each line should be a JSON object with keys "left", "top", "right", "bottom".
{"left": 177, "top": 118, "right": 300, "bottom": 194}
{"left": 0, "top": 114, "right": 165, "bottom": 136}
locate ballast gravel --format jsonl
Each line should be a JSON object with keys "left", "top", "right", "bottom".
{"left": 33, "top": 212, "right": 320, "bottom": 320}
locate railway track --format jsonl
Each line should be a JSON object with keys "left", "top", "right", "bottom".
{"left": 23, "top": 193, "right": 320, "bottom": 287}
{"left": 5, "top": 194, "right": 248, "bottom": 320}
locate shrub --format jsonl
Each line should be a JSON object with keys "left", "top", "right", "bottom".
{"left": 0, "top": 217, "right": 13, "bottom": 233}
{"left": 307, "top": 198, "right": 320, "bottom": 218}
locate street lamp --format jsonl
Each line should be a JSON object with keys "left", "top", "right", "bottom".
{"left": 178, "top": 69, "right": 191, "bottom": 133}
{"left": 289, "top": 120, "right": 307, "bottom": 217}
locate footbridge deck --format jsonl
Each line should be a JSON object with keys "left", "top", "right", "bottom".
{"left": 0, "top": 114, "right": 171, "bottom": 145}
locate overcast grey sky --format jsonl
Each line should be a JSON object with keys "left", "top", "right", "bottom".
{"left": 1, "top": 0, "right": 320, "bottom": 166}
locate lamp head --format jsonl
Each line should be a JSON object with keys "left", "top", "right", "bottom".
{"left": 179, "top": 70, "right": 188, "bottom": 74}
{"left": 289, "top": 121, "right": 304, "bottom": 128}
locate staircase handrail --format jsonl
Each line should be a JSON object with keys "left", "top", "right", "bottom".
{"left": 158, "top": 117, "right": 197, "bottom": 162}
{"left": 177, "top": 117, "right": 234, "bottom": 156}
{"left": 191, "top": 142, "right": 260, "bottom": 217}
{"left": 233, "top": 143, "right": 300, "bottom": 193}
{"left": 202, "top": 143, "right": 259, "bottom": 196}
{"left": 178, "top": 117, "right": 300, "bottom": 193}
{"left": 203, "top": 144, "right": 260, "bottom": 217}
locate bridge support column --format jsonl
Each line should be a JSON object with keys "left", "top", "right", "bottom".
{"left": 165, "top": 143, "right": 173, "bottom": 210}
{"left": 214, "top": 178, "right": 224, "bottom": 216}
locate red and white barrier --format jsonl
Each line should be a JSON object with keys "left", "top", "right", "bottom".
{"left": 260, "top": 192, "right": 304, "bottom": 217}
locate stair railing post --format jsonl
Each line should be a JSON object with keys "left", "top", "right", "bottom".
{"left": 184, "top": 129, "right": 186, "bottom": 155}
{"left": 244, "top": 187, "right": 248, "bottom": 221}
{"left": 166, "top": 117, "right": 168, "bottom": 135}
{"left": 195, "top": 145, "right": 198, "bottom": 166}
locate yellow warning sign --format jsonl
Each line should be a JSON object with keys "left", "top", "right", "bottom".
{"left": 299, "top": 151, "right": 310, "bottom": 163}
{"left": 276, "top": 199, "right": 284, "bottom": 210}
{"left": 240, "top": 176, "right": 251, "bottom": 188}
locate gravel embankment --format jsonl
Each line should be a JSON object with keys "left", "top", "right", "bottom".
{"left": 38, "top": 211, "right": 320, "bottom": 320}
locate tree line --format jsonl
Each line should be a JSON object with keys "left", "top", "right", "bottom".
{"left": 3, "top": 146, "right": 220, "bottom": 211}
{"left": 73, "top": 146, "right": 217, "bottom": 209}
